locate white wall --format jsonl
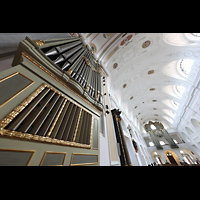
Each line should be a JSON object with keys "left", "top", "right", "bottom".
{"left": 147, "top": 142, "right": 200, "bottom": 164}
{"left": 146, "top": 79, "right": 200, "bottom": 164}
{"left": 177, "top": 85, "right": 200, "bottom": 155}
{"left": 99, "top": 84, "right": 154, "bottom": 166}
{"left": 100, "top": 134, "right": 110, "bottom": 166}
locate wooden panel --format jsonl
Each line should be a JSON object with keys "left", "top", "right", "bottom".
{"left": 0, "top": 72, "right": 33, "bottom": 107}
{"left": 70, "top": 153, "right": 98, "bottom": 166}
{"left": 39, "top": 151, "right": 67, "bottom": 166}
{"left": 0, "top": 148, "right": 35, "bottom": 166}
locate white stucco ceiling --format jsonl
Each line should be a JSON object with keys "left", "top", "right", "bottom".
{"left": 81, "top": 33, "right": 200, "bottom": 132}
{"left": 1, "top": 33, "right": 200, "bottom": 133}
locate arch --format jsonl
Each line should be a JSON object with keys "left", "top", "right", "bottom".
{"left": 151, "top": 151, "right": 165, "bottom": 165}
{"left": 164, "top": 150, "right": 181, "bottom": 166}
{"left": 179, "top": 59, "right": 194, "bottom": 77}
{"left": 185, "top": 126, "right": 195, "bottom": 136}
{"left": 180, "top": 148, "right": 200, "bottom": 164}
{"left": 162, "top": 33, "right": 191, "bottom": 46}
{"left": 191, "top": 118, "right": 200, "bottom": 131}
{"left": 181, "top": 132, "right": 190, "bottom": 142}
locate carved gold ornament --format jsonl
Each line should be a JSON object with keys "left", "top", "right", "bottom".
{"left": 0, "top": 83, "right": 93, "bottom": 149}
{"left": 33, "top": 40, "right": 45, "bottom": 47}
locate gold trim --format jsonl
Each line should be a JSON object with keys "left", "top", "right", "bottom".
{"left": 98, "top": 33, "right": 122, "bottom": 60}
{"left": 21, "top": 52, "right": 102, "bottom": 113}
{"left": 33, "top": 40, "right": 45, "bottom": 47}
{"left": 85, "top": 85, "right": 89, "bottom": 92}
{"left": 0, "top": 148, "right": 35, "bottom": 166}
{"left": 164, "top": 150, "right": 181, "bottom": 166}
{"left": 39, "top": 151, "right": 67, "bottom": 166}
{"left": 86, "top": 33, "right": 92, "bottom": 38}
{"left": 70, "top": 153, "right": 98, "bottom": 166}
{"left": 83, "top": 56, "right": 99, "bottom": 73}
{"left": 72, "top": 109, "right": 83, "bottom": 142}
{"left": 0, "top": 83, "right": 46, "bottom": 129}
{"left": 0, "top": 83, "right": 94, "bottom": 149}
{"left": 0, "top": 72, "right": 34, "bottom": 108}
{"left": 46, "top": 99, "right": 67, "bottom": 137}
{"left": 67, "top": 68, "right": 73, "bottom": 75}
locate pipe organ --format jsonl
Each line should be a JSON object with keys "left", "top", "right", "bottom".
{"left": 154, "top": 122, "right": 179, "bottom": 149}
{"left": 0, "top": 35, "right": 104, "bottom": 166}
{"left": 39, "top": 37, "right": 103, "bottom": 106}
{"left": 144, "top": 123, "right": 163, "bottom": 150}
{"left": 144, "top": 121, "right": 179, "bottom": 150}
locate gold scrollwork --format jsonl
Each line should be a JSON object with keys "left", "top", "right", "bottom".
{"left": 0, "top": 83, "right": 94, "bottom": 149}
{"left": 33, "top": 40, "right": 45, "bottom": 47}
{"left": 83, "top": 56, "right": 100, "bottom": 73}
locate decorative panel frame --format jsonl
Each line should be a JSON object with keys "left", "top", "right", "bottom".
{"left": 0, "top": 148, "right": 35, "bottom": 166}
{"left": 70, "top": 153, "right": 98, "bottom": 166}
{"left": 0, "top": 83, "right": 94, "bottom": 149}
{"left": 39, "top": 151, "right": 67, "bottom": 166}
{"left": 0, "top": 72, "right": 34, "bottom": 108}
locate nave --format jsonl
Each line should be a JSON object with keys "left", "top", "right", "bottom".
{"left": 1, "top": 33, "right": 200, "bottom": 166}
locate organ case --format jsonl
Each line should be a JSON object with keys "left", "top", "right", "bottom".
{"left": 0, "top": 35, "right": 104, "bottom": 166}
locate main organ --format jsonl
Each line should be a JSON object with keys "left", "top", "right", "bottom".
{"left": 0, "top": 35, "right": 105, "bottom": 166}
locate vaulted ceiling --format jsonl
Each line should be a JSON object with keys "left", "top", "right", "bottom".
{"left": 1, "top": 33, "right": 200, "bottom": 134}
{"left": 81, "top": 33, "right": 200, "bottom": 132}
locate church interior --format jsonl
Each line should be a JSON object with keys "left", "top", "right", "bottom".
{"left": 0, "top": 33, "right": 200, "bottom": 166}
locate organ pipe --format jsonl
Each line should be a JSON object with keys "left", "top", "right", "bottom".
{"left": 41, "top": 38, "right": 103, "bottom": 104}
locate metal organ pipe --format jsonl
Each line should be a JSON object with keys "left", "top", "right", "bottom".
{"left": 42, "top": 39, "right": 103, "bottom": 103}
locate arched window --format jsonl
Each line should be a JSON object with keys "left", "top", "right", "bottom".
{"left": 180, "top": 59, "right": 193, "bottom": 76}
{"left": 164, "top": 150, "right": 181, "bottom": 165}
{"left": 175, "top": 85, "right": 185, "bottom": 96}
{"left": 173, "top": 139, "right": 178, "bottom": 144}
{"left": 150, "top": 124, "right": 156, "bottom": 130}
{"left": 191, "top": 118, "right": 200, "bottom": 131}
{"left": 181, "top": 132, "right": 190, "bottom": 142}
{"left": 172, "top": 100, "right": 179, "bottom": 108}
{"left": 185, "top": 126, "right": 195, "bottom": 136}
{"left": 149, "top": 142, "right": 154, "bottom": 146}
{"left": 159, "top": 141, "right": 165, "bottom": 145}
